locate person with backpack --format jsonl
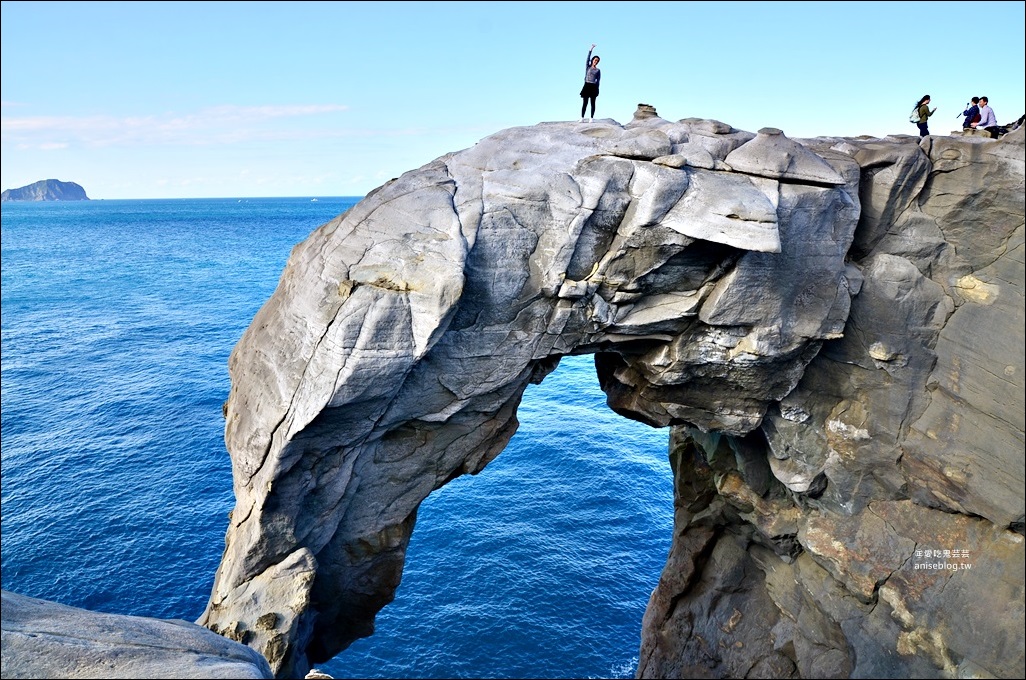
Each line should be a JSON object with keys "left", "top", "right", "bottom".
{"left": 913, "top": 95, "right": 937, "bottom": 137}
{"left": 962, "top": 97, "right": 981, "bottom": 129}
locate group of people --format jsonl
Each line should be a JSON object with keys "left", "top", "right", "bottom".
{"left": 959, "top": 96, "right": 1001, "bottom": 137}
{"left": 576, "top": 48, "right": 1008, "bottom": 141}
{"left": 913, "top": 94, "right": 1000, "bottom": 138}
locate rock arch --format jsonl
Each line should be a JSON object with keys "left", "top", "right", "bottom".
{"left": 200, "top": 111, "right": 1025, "bottom": 679}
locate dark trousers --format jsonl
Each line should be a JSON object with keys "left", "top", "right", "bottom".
{"left": 581, "top": 96, "right": 596, "bottom": 118}
{"left": 917, "top": 122, "right": 930, "bottom": 137}
{"left": 580, "top": 82, "right": 599, "bottom": 118}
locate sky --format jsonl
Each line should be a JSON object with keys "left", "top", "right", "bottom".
{"left": 2, "top": 0, "right": 1024, "bottom": 200}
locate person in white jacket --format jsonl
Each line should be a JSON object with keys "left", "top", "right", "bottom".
{"left": 971, "top": 97, "right": 999, "bottom": 138}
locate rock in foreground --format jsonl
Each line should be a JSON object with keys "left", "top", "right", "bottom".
{"left": 0, "top": 590, "right": 273, "bottom": 679}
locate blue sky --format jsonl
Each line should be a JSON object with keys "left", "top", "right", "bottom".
{"left": 2, "top": 1, "right": 1024, "bottom": 199}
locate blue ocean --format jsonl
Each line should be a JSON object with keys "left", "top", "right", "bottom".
{"left": 0, "top": 198, "right": 673, "bottom": 679}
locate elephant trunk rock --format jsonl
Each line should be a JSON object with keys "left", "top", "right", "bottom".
{"left": 202, "top": 108, "right": 1025, "bottom": 679}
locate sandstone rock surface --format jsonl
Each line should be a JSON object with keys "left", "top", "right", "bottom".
{"left": 196, "top": 108, "right": 1023, "bottom": 678}
{"left": 0, "top": 590, "right": 273, "bottom": 678}
{"left": 638, "top": 125, "right": 1025, "bottom": 679}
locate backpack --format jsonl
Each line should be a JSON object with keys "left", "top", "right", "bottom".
{"left": 909, "top": 107, "right": 920, "bottom": 124}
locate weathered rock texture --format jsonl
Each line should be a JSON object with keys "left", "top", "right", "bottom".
{"left": 0, "top": 590, "right": 273, "bottom": 678}
{"left": 199, "top": 107, "right": 1024, "bottom": 678}
{"left": 636, "top": 126, "right": 1024, "bottom": 680}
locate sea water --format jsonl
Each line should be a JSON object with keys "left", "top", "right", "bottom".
{"left": 0, "top": 198, "right": 673, "bottom": 679}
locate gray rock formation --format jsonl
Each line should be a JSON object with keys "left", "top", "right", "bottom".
{"left": 0, "top": 178, "right": 89, "bottom": 201}
{"left": 0, "top": 590, "right": 273, "bottom": 678}
{"left": 638, "top": 124, "right": 1025, "bottom": 680}
{"left": 198, "top": 107, "right": 1024, "bottom": 678}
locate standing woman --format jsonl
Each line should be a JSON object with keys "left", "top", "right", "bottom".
{"left": 915, "top": 94, "right": 937, "bottom": 137}
{"left": 580, "top": 44, "right": 601, "bottom": 122}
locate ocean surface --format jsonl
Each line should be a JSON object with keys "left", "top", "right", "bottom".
{"left": 0, "top": 197, "right": 673, "bottom": 679}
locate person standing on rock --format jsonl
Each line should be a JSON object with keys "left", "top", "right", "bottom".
{"left": 580, "top": 44, "right": 601, "bottom": 122}
{"left": 971, "top": 96, "right": 999, "bottom": 138}
{"left": 914, "top": 95, "right": 937, "bottom": 137}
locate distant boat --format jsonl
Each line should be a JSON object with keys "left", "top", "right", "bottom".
{"left": 311, "top": 198, "right": 318, "bottom": 202}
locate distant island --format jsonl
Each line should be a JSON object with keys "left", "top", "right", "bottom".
{"left": 1, "top": 179, "right": 89, "bottom": 202}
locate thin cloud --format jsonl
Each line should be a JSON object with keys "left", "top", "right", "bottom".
{"left": 203, "top": 104, "right": 351, "bottom": 119}
{"left": 0, "top": 104, "right": 351, "bottom": 149}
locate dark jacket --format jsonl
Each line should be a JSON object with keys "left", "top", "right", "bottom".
{"left": 962, "top": 104, "right": 981, "bottom": 128}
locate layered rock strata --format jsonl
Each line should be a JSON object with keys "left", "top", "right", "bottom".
{"left": 199, "top": 106, "right": 1025, "bottom": 678}
{"left": 638, "top": 123, "right": 1025, "bottom": 679}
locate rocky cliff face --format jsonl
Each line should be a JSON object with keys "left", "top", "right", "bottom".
{"left": 0, "top": 178, "right": 89, "bottom": 201}
{"left": 638, "top": 126, "right": 1025, "bottom": 680}
{"left": 200, "top": 106, "right": 1024, "bottom": 679}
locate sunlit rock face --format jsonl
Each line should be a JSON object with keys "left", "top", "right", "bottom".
{"left": 0, "top": 590, "right": 273, "bottom": 679}
{"left": 638, "top": 126, "right": 1025, "bottom": 679}
{"left": 199, "top": 106, "right": 1024, "bottom": 679}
